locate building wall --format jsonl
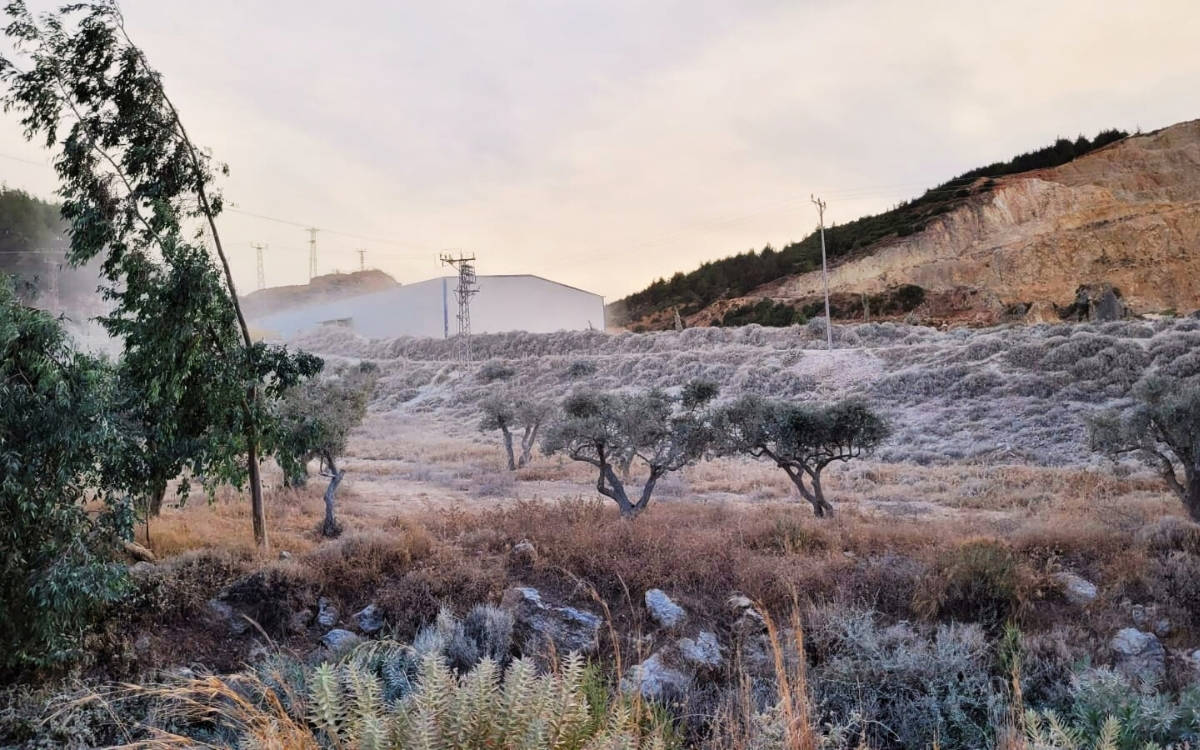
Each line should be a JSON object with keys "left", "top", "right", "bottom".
{"left": 251, "top": 274, "right": 605, "bottom": 340}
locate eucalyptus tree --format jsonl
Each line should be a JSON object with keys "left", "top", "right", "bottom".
{"left": 1090, "top": 375, "right": 1200, "bottom": 520}
{"left": 0, "top": 0, "right": 321, "bottom": 547}
{"left": 712, "top": 395, "right": 889, "bottom": 517}
{"left": 541, "top": 383, "right": 717, "bottom": 518}
{"left": 0, "top": 278, "right": 131, "bottom": 673}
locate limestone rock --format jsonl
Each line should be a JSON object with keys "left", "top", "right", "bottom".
{"left": 1111, "top": 628, "right": 1166, "bottom": 682}
{"left": 321, "top": 628, "right": 362, "bottom": 654}
{"left": 317, "top": 597, "right": 339, "bottom": 628}
{"left": 622, "top": 652, "right": 692, "bottom": 701}
{"left": 645, "top": 589, "right": 686, "bottom": 628}
{"left": 1055, "top": 571, "right": 1098, "bottom": 606}
{"left": 205, "top": 599, "right": 249, "bottom": 636}
{"left": 354, "top": 604, "right": 385, "bottom": 634}
{"left": 678, "top": 631, "right": 722, "bottom": 670}
{"left": 501, "top": 586, "right": 602, "bottom": 659}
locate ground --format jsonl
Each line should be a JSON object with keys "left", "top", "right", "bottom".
{"left": 7, "top": 318, "right": 1200, "bottom": 748}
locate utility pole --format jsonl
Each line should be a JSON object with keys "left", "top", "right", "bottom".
{"left": 357, "top": 249, "right": 366, "bottom": 272}
{"left": 306, "top": 227, "right": 319, "bottom": 280}
{"left": 811, "top": 194, "right": 833, "bottom": 351}
{"left": 251, "top": 242, "right": 267, "bottom": 290}
{"left": 439, "top": 251, "right": 479, "bottom": 362}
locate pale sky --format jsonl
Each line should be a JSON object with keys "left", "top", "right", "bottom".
{"left": 0, "top": 1, "right": 1197, "bottom": 301}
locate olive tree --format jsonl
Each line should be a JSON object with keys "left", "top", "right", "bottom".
{"left": 541, "top": 383, "right": 717, "bottom": 518}
{"left": 1089, "top": 375, "right": 1200, "bottom": 520}
{"left": 1, "top": 278, "right": 131, "bottom": 673}
{"left": 0, "top": 0, "right": 322, "bottom": 548}
{"left": 479, "top": 395, "right": 553, "bottom": 470}
{"left": 277, "top": 363, "right": 377, "bottom": 537}
{"left": 712, "top": 395, "right": 889, "bottom": 517}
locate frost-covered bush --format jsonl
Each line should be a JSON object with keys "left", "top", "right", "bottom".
{"left": 411, "top": 605, "right": 514, "bottom": 673}
{"left": 564, "top": 359, "right": 597, "bottom": 379}
{"left": 477, "top": 360, "right": 516, "bottom": 383}
{"left": 807, "top": 609, "right": 1004, "bottom": 750}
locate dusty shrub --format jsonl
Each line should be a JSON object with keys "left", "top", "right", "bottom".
{"left": 743, "top": 516, "right": 830, "bottom": 555}
{"left": 838, "top": 553, "right": 926, "bottom": 618}
{"left": 301, "top": 523, "right": 434, "bottom": 596}
{"left": 223, "top": 565, "right": 317, "bottom": 636}
{"left": 1056, "top": 667, "right": 1200, "bottom": 748}
{"left": 412, "top": 605, "right": 514, "bottom": 672}
{"left": 375, "top": 552, "right": 506, "bottom": 640}
{"left": 477, "top": 359, "right": 516, "bottom": 382}
{"left": 564, "top": 359, "right": 597, "bottom": 379}
{"left": 915, "top": 538, "right": 1038, "bottom": 627}
{"left": 1039, "top": 333, "right": 1116, "bottom": 371}
{"left": 806, "top": 608, "right": 1004, "bottom": 750}
{"left": 1136, "top": 516, "right": 1200, "bottom": 556}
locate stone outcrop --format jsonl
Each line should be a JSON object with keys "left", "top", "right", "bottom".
{"left": 501, "top": 586, "right": 602, "bottom": 660}
{"left": 730, "top": 121, "right": 1200, "bottom": 324}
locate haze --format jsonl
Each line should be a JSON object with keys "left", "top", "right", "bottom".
{"left": 0, "top": 0, "right": 1196, "bottom": 300}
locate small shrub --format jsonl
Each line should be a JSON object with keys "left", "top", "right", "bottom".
{"left": 915, "top": 538, "right": 1036, "bottom": 627}
{"left": 1135, "top": 517, "right": 1200, "bottom": 556}
{"left": 565, "top": 359, "right": 598, "bottom": 379}
{"left": 302, "top": 525, "right": 434, "bottom": 596}
{"left": 477, "top": 360, "right": 516, "bottom": 383}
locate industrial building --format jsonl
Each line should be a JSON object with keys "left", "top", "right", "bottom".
{"left": 250, "top": 274, "right": 606, "bottom": 340}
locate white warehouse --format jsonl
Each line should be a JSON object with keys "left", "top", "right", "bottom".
{"left": 251, "top": 274, "right": 606, "bottom": 340}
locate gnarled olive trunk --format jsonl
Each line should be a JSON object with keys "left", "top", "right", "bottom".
{"left": 501, "top": 427, "right": 517, "bottom": 471}
{"left": 322, "top": 453, "right": 345, "bottom": 537}
{"left": 781, "top": 463, "right": 834, "bottom": 518}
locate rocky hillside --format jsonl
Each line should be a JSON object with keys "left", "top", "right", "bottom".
{"left": 618, "top": 120, "right": 1200, "bottom": 329}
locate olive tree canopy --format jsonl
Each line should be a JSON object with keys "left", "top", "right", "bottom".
{"left": 1090, "top": 375, "right": 1200, "bottom": 520}
{"left": 541, "top": 383, "right": 716, "bottom": 518}
{"left": 713, "top": 395, "right": 889, "bottom": 517}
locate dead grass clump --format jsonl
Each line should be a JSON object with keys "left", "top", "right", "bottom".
{"left": 741, "top": 515, "right": 831, "bottom": 555}
{"left": 375, "top": 552, "right": 508, "bottom": 640}
{"left": 915, "top": 537, "right": 1043, "bottom": 628}
{"left": 301, "top": 522, "right": 434, "bottom": 596}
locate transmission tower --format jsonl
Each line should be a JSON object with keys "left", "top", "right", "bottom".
{"left": 811, "top": 195, "right": 833, "bottom": 351}
{"left": 357, "top": 248, "right": 366, "bottom": 271}
{"left": 306, "top": 227, "right": 319, "bottom": 280}
{"left": 439, "top": 252, "right": 479, "bottom": 362}
{"left": 251, "top": 242, "right": 267, "bottom": 290}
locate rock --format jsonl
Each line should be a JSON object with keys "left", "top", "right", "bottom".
{"left": 1055, "top": 571, "right": 1098, "bottom": 606}
{"left": 320, "top": 628, "right": 362, "bottom": 654}
{"left": 678, "top": 631, "right": 722, "bottom": 670}
{"left": 205, "top": 599, "right": 249, "bottom": 636}
{"left": 317, "top": 597, "right": 339, "bottom": 628}
{"left": 279, "top": 550, "right": 292, "bottom": 560}
{"left": 728, "top": 594, "right": 766, "bottom": 635}
{"left": 290, "top": 607, "right": 314, "bottom": 633}
{"left": 622, "top": 651, "right": 692, "bottom": 701}
{"left": 1111, "top": 628, "right": 1166, "bottom": 682}
{"left": 123, "top": 540, "right": 156, "bottom": 563}
{"left": 510, "top": 539, "right": 538, "bottom": 567}
{"left": 1130, "top": 604, "right": 1172, "bottom": 638}
{"left": 1023, "top": 300, "right": 1059, "bottom": 324}
{"left": 645, "top": 589, "right": 686, "bottom": 628}
{"left": 354, "top": 604, "right": 385, "bottom": 634}
{"left": 129, "top": 560, "right": 158, "bottom": 580}
{"left": 501, "top": 586, "right": 602, "bottom": 659}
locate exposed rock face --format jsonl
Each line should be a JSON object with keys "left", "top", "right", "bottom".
{"left": 1054, "top": 571, "right": 1098, "bottom": 606}
{"left": 759, "top": 121, "right": 1200, "bottom": 320}
{"left": 354, "top": 604, "right": 385, "bottom": 634}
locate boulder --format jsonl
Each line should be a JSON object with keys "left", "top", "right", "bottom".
{"left": 1111, "top": 628, "right": 1166, "bottom": 682}
{"left": 1023, "top": 300, "right": 1059, "bottom": 324}
{"left": 622, "top": 651, "right": 692, "bottom": 701}
{"left": 354, "top": 604, "right": 385, "bottom": 634}
{"left": 205, "top": 599, "right": 249, "bottom": 636}
{"left": 1130, "top": 604, "right": 1171, "bottom": 638}
{"left": 678, "top": 631, "right": 722, "bottom": 670}
{"left": 728, "top": 594, "right": 766, "bottom": 636}
{"left": 501, "top": 586, "right": 602, "bottom": 659}
{"left": 317, "top": 597, "right": 339, "bottom": 628}
{"left": 320, "top": 628, "right": 362, "bottom": 654}
{"left": 645, "top": 589, "right": 686, "bottom": 628}
{"left": 1055, "top": 571, "right": 1098, "bottom": 606}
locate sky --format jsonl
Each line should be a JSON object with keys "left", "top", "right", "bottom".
{"left": 0, "top": 0, "right": 1197, "bottom": 301}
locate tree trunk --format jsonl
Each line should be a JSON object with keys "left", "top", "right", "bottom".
{"left": 323, "top": 454, "right": 345, "bottom": 538}
{"left": 148, "top": 477, "right": 167, "bottom": 517}
{"left": 248, "top": 436, "right": 268, "bottom": 550}
{"left": 501, "top": 427, "right": 517, "bottom": 471}
{"left": 1184, "top": 469, "right": 1200, "bottom": 522}
{"left": 781, "top": 464, "right": 833, "bottom": 518}
{"left": 518, "top": 425, "right": 539, "bottom": 468}
{"left": 597, "top": 463, "right": 636, "bottom": 518}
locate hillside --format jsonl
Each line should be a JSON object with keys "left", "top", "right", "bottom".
{"left": 613, "top": 121, "right": 1200, "bottom": 329}
{"left": 241, "top": 269, "right": 400, "bottom": 319}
